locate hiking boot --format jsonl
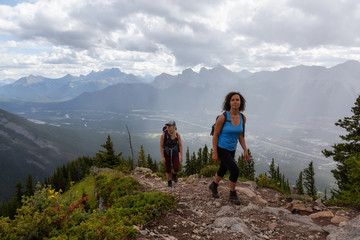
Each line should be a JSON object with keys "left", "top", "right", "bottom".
{"left": 172, "top": 173, "right": 178, "bottom": 183}
{"left": 168, "top": 180, "right": 172, "bottom": 187}
{"left": 229, "top": 190, "right": 241, "bottom": 205}
{"left": 209, "top": 181, "right": 219, "bottom": 198}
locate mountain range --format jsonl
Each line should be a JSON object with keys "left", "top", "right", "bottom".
{"left": 15, "top": 60, "right": 357, "bottom": 122}
{"left": 1, "top": 60, "right": 359, "bottom": 121}
{"left": 0, "top": 68, "right": 144, "bottom": 102}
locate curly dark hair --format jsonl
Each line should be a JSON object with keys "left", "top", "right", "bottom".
{"left": 222, "top": 92, "right": 246, "bottom": 112}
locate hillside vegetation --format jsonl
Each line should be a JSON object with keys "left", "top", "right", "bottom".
{"left": 0, "top": 170, "right": 176, "bottom": 239}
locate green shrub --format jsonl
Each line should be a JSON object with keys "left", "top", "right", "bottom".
{"left": 0, "top": 172, "right": 176, "bottom": 240}
{"left": 199, "top": 165, "right": 218, "bottom": 177}
{"left": 0, "top": 185, "right": 90, "bottom": 240}
{"left": 95, "top": 171, "right": 142, "bottom": 207}
{"left": 256, "top": 173, "right": 289, "bottom": 194}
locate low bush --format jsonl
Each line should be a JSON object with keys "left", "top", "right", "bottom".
{"left": 0, "top": 172, "right": 176, "bottom": 240}
{"left": 256, "top": 173, "right": 290, "bottom": 194}
{"left": 199, "top": 165, "right": 219, "bottom": 177}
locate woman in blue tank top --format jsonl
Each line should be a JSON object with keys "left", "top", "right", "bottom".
{"left": 209, "top": 92, "right": 248, "bottom": 205}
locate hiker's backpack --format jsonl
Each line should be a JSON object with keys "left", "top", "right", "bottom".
{"left": 210, "top": 112, "right": 245, "bottom": 138}
{"left": 163, "top": 127, "right": 179, "bottom": 157}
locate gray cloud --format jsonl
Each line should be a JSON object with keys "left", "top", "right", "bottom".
{"left": 0, "top": 0, "right": 360, "bottom": 80}
{"left": 236, "top": 0, "right": 360, "bottom": 48}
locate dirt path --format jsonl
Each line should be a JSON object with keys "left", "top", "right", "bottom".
{"left": 131, "top": 169, "right": 359, "bottom": 240}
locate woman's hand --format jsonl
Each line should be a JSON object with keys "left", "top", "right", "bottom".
{"left": 243, "top": 151, "right": 249, "bottom": 162}
{"left": 180, "top": 155, "right": 183, "bottom": 163}
{"left": 212, "top": 152, "right": 218, "bottom": 162}
{"left": 162, "top": 156, "right": 166, "bottom": 164}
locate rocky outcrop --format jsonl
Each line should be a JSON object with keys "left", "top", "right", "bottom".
{"left": 326, "top": 215, "right": 360, "bottom": 240}
{"left": 131, "top": 170, "right": 359, "bottom": 240}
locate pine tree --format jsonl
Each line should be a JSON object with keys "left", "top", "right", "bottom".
{"left": 209, "top": 148, "right": 218, "bottom": 166}
{"left": 286, "top": 179, "right": 290, "bottom": 193}
{"left": 324, "top": 188, "right": 328, "bottom": 200}
{"left": 323, "top": 95, "right": 360, "bottom": 196}
{"left": 280, "top": 174, "right": 285, "bottom": 188}
{"left": 295, "top": 171, "right": 304, "bottom": 195}
{"left": 196, "top": 148, "right": 203, "bottom": 173}
{"left": 15, "top": 181, "right": 23, "bottom": 206}
{"left": 237, "top": 154, "right": 246, "bottom": 178}
{"left": 269, "top": 158, "right": 276, "bottom": 179}
{"left": 303, "top": 161, "right": 317, "bottom": 197}
{"left": 185, "top": 147, "right": 191, "bottom": 176}
{"left": 276, "top": 164, "right": 280, "bottom": 182}
{"left": 245, "top": 149, "right": 255, "bottom": 181}
{"left": 25, "top": 174, "right": 34, "bottom": 197}
{"left": 202, "top": 144, "right": 209, "bottom": 167}
{"left": 153, "top": 160, "right": 159, "bottom": 172}
{"left": 94, "top": 135, "right": 121, "bottom": 168}
{"left": 137, "top": 145, "right": 148, "bottom": 168}
{"left": 340, "top": 152, "right": 360, "bottom": 205}
{"left": 191, "top": 152, "right": 197, "bottom": 175}
{"left": 94, "top": 135, "right": 122, "bottom": 168}
{"left": 147, "top": 154, "right": 157, "bottom": 171}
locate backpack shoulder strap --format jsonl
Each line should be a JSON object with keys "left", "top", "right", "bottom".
{"left": 164, "top": 130, "right": 171, "bottom": 143}
{"left": 240, "top": 112, "right": 245, "bottom": 137}
{"left": 221, "top": 111, "right": 229, "bottom": 128}
{"left": 223, "top": 111, "right": 231, "bottom": 122}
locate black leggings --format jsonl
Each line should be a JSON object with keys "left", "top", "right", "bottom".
{"left": 217, "top": 147, "right": 239, "bottom": 182}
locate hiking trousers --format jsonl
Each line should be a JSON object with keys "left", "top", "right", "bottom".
{"left": 216, "top": 147, "right": 239, "bottom": 182}
{"left": 164, "top": 152, "right": 180, "bottom": 174}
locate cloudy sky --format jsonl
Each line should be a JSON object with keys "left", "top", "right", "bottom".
{"left": 0, "top": 0, "right": 359, "bottom": 82}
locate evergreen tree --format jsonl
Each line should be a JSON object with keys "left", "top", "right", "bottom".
{"left": 202, "top": 144, "right": 209, "bottom": 167}
{"left": 147, "top": 154, "right": 158, "bottom": 172}
{"left": 237, "top": 154, "right": 246, "bottom": 178}
{"left": 295, "top": 171, "right": 304, "bottom": 195}
{"left": 324, "top": 188, "right": 328, "bottom": 200}
{"left": 185, "top": 147, "right": 191, "bottom": 176}
{"left": 15, "top": 181, "right": 23, "bottom": 206}
{"left": 127, "top": 156, "right": 134, "bottom": 170}
{"left": 196, "top": 148, "right": 203, "bottom": 173}
{"left": 323, "top": 95, "right": 360, "bottom": 196}
{"left": 269, "top": 158, "right": 276, "bottom": 179}
{"left": 94, "top": 135, "right": 121, "bottom": 168}
{"left": 52, "top": 166, "right": 66, "bottom": 191}
{"left": 245, "top": 149, "right": 255, "bottom": 181}
{"left": 25, "top": 174, "right": 34, "bottom": 197}
{"left": 276, "top": 164, "right": 280, "bottom": 182}
{"left": 62, "top": 165, "right": 70, "bottom": 189}
{"left": 153, "top": 160, "right": 159, "bottom": 172}
{"left": 146, "top": 154, "right": 153, "bottom": 169}
{"left": 280, "top": 174, "right": 285, "bottom": 188}
{"left": 209, "top": 148, "right": 215, "bottom": 165}
{"left": 137, "top": 145, "right": 148, "bottom": 168}
{"left": 190, "top": 152, "right": 197, "bottom": 175}
{"left": 69, "top": 161, "right": 82, "bottom": 182}
{"left": 286, "top": 179, "right": 290, "bottom": 193}
{"left": 303, "top": 161, "right": 317, "bottom": 197}
{"left": 339, "top": 152, "right": 360, "bottom": 204}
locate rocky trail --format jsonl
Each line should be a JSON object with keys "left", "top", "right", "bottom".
{"left": 131, "top": 168, "right": 360, "bottom": 240}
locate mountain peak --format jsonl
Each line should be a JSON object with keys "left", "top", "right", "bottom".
{"left": 213, "top": 64, "right": 227, "bottom": 70}
{"left": 12, "top": 75, "right": 45, "bottom": 86}
{"left": 199, "top": 67, "right": 209, "bottom": 75}
{"left": 181, "top": 68, "right": 195, "bottom": 75}
{"left": 331, "top": 60, "right": 360, "bottom": 71}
